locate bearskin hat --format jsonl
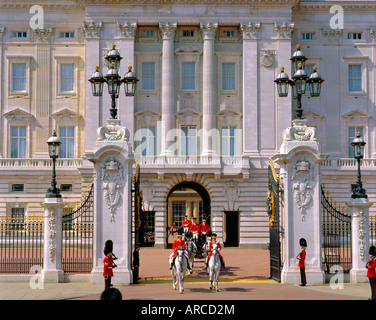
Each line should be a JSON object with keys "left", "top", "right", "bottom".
{"left": 299, "top": 238, "right": 307, "bottom": 247}
{"left": 369, "top": 246, "right": 376, "bottom": 255}
{"left": 104, "top": 240, "right": 113, "bottom": 255}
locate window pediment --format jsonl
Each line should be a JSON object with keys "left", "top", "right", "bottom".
{"left": 4, "top": 108, "right": 34, "bottom": 122}
{"left": 342, "top": 109, "right": 372, "bottom": 123}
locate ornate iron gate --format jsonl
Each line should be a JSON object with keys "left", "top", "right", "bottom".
{"left": 62, "top": 183, "right": 94, "bottom": 273}
{"left": 267, "top": 158, "right": 281, "bottom": 282}
{"left": 321, "top": 185, "right": 352, "bottom": 274}
{"left": 139, "top": 211, "right": 155, "bottom": 247}
{"left": 0, "top": 215, "right": 44, "bottom": 273}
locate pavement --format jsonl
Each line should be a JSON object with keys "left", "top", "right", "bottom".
{"left": 0, "top": 248, "right": 373, "bottom": 301}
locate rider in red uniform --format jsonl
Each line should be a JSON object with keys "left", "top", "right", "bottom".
{"left": 199, "top": 219, "right": 210, "bottom": 239}
{"left": 169, "top": 234, "right": 191, "bottom": 272}
{"left": 190, "top": 217, "right": 200, "bottom": 242}
{"left": 182, "top": 215, "right": 190, "bottom": 234}
{"left": 206, "top": 233, "right": 225, "bottom": 269}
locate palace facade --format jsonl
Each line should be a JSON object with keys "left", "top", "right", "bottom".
{"left": 1, "top": 0, "right": 376, "bottom": 248}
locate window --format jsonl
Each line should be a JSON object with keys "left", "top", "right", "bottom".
{"left": 12, "top": 31, "right": 27, "bottom": 38}
{"left": 222, "top": 30, "right": 235, "bottom": 38}
{"left": 172, "top": 201, "right": 185, "bottom": 227}
{"left": 142, "top": 30, "right": 154, "bottom": 37}
{"left": 182, "top": 62, "right": 195, "bottom": 90}
{"left": 301, "top": 33, "right": 315, "bottom": 40}
{"left": 348, "top": 64, "right": 362, "bottom": 92}
{"left": 141, "top": 62, "right": 155, "bottom": 91}
{"left": 11, "top": 126, "right": 26, "bottom": 158}
{"left": 140, "top": 126, "right": 156, "bottom": 156}
{"left": 59, "top": 126, "right": 75, "bottom": 158}
{"left": 182, "top": 30, "right": 194, "bottom": 37}
{"left": 11, "top": 208, "right": 25, "bottom": 230}
{"left": 348, "top": 33, "right": 362, "bottom": 40}
{"left": 221, "top": 126, "right": 236, "bottom": 156}
{"left": 61, "top": 184, "right": 73, "bottom": 192}
{"left": 180, "top": 126, "right": 197, "bottom": 156}
{"left": 59, "top": 32, "right": 75, "bottom": 38}
{"left": 12, "top": 184, "right": 24, "bottom": 192}
{"left": 348, "top": 127, "right": 363, "bottom": 157}
{"left": 12, "top": 63, "right": 27, "bottom": 92}
{"left": 60, "top": 63, "right": 74, "bottom": 92}
{"left": 222, "top": 63, "right": 235, "bottom": 91}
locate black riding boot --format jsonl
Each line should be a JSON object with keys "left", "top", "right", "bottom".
{"left": 221, "top": 258, "right": 226, "bottom": 269}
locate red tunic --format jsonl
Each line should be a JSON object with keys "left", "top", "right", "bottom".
{"left": 190, "top": 222, "right": 199, "bottom": 233}
{"left": 103, "top": 255, "right": 114, "bottom": 277}
{"left": 172, "top": 239, "right": 186, "bottom": 259}
{"left": 367, "top": 257, "right": 376, "bottom": 278}
{"left": 199, "top": 223, "right": 210, "bottom": 235}
{"left": 207, "top": 240, "right": 223, "bottom": 259}
{"left": 298, "top": 249, "right": 306, "bottom": 268}
{"left": 182, "top": 219, "right": 190, "bottom": 229}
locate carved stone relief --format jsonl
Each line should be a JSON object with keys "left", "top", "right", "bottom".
{"left": 100, "top": 157, "right": 124, "bottom": 222}
{"left": 291, "top": 159, "right": 313, "bottom": 221}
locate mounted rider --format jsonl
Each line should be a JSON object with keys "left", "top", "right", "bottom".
{"left": 190, "top": 217, "right": 200, "bottom": 243}
{"left": 182, "top": 215, "right": 190, "bottom": 234}
{"left": 199, "top": 218, "right": 210, "bottom": 240}
{"left": 169, "top": 234, "right": 192, "bottom": 273}
{"left": 205, "top": 233, "right": 225, "bottom": 269}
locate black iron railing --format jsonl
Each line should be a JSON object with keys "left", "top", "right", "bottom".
{"left": 0, "top": 216, "right": 44, "bottom": 273}
{"left": 321, "top": 185, "right": 352, "bottom": 274}
{"left": 62, "top": 183, "right": 94, "bottom": 273}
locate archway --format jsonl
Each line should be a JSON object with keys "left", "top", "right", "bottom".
{"left": 166, "top": 181, "right": 211, "bottom": 247}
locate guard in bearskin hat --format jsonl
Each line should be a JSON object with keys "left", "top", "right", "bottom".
{"left": 103, "top": 240, "right": 118, "bottom": 289}
{"left": 366, "top": 246, "right": 376, "bottom": 300}
{"left": 297, "top": 238, "right": 307, "bottom": 286}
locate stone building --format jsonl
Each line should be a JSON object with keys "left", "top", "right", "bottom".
{"left": 0, "top": 0, "right": 375, "bottom": 249}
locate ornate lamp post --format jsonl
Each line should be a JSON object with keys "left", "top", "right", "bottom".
{"left": 274, "top": 45, "right": 324, "bottom": 119}
{"left": 88, "top": 44, "right": 139, "bottom": 119}
{"left": 46, "top": 130, "right": 62, "bottom": 198}
{"left": 351, "top": 131, "right": 367, "bottom": 199}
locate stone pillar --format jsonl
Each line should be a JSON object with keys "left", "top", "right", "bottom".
{"left": 193, "top": 201, "right": 199, "bottom": 219}
{"left": 86, "top": 119, "right": 135, "bottom": 285}
{"left": 117, "top": 22, "right": 137, "bottom": 145}
{"left": 273, "top": 119, "right": 327, "bottom": 284}
{"left": 200, "top": 22, "right": 218, "bottom": 157}
{"left": 33, "top": 28, "right": 53, "bottom": 158}
{"left": 159, "top": 22, "right": 177, "bottom": 156}
{"left": 41, "top": 197, "right": 65, "bottom": 283}
{"left": 240, "top": 22, "right": 260, "bottom": 157}
{"left": 347, "top": 198, "right": 373, "bottom": 283}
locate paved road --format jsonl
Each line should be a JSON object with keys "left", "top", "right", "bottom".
{"left": 0, "top": 248, "right": 372, "bottom": 302}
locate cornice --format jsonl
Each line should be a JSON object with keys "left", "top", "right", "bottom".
{"left": 82, "top": 0, "right": 296, "bottom": 5}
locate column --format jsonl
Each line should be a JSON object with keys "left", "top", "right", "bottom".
{"left": 186, "top": 201, "right": 192, "bottom": 220}
{"left": 240, "top": 22, "right": 260, "bottom": 157}
{"left": 347, "top": 198, "right": 373, "bottom": 283}
{"left": 193, "top": 201, "right": 199, "bottom": 219}
{"left": 159, "top": 22, "right": 177, "bottom": 157}
{"left": 82, "top": 21, "right": 102, "bottom": 154}
{"left": 0, "top": 27, "right": 5, "bottom": 158}
{"left": 200, "top": 22, "right": 218, "bottom": 157}
{"left": 33, "top": 28, "right": 53, "bottom": 158}
{"left": 117, "top": 22, "right": 137, "bottom": 144}
{"left": 41, "top": 197, "right": 65, "bottom": 283}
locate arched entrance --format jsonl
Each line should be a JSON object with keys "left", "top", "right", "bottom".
{"left": 166, "top": 181, "right": 211, "bottom": 247}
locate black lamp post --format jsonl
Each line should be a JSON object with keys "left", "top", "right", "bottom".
{"left": 274, "top": 45, "right": 324, "bottom": 119}
{"left": 351, "top": 131, "right": 367, "bottom": 199}
{"left": 46, "top": 130, "right": 62, "bottom": 198}
{"left": 88, "top": 44, "right": 139, "bottom": 119}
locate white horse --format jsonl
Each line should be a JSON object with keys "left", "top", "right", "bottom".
{"left": 186, "top": 239, "right": 197, "bottom": 272}
{"left": 208, "top": 243, "right": 221, "bottom": 292}
{"left": 171, "top": 249, "right": 188, "bottom": 294}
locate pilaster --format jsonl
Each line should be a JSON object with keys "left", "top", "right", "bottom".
{"left": 41, "top": 197, "right": 65, "bottom": 283}
{"left": 240, "top": 22, "right": 261, "bottom": 157}
{"left": 159, "top": 22, "right": 177, "bottom": 157}
{"left": 347, "top": 199, "right": 373, "bottom": 283}
{"left": 200, "top": 21, "right": 218, "bottom": 157}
